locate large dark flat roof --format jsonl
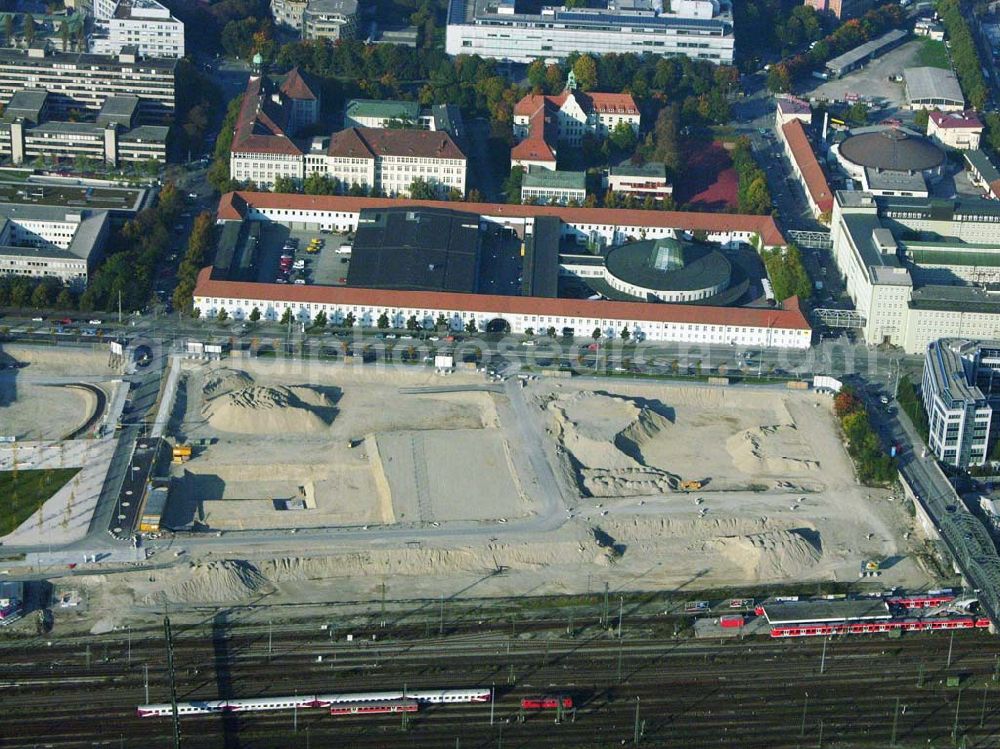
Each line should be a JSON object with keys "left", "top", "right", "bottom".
{"left": 346, "top": 207, "right": 482, "bottom": 293}
{"left": 603, "top": 237, "right": 731, "bottom": 293}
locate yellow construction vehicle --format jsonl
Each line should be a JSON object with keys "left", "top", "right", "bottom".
{"left": 171, "top": 444, "right": 193, "bottom": 463}
{"left": 680, "top": 480, "right": 703, "bottom": 491}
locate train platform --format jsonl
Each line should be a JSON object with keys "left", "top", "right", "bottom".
{"left": 693, "top": 615, "right": 770, "bottom": 638}
{"left": 761, "top": 598, "right": 892, "bottom": 624}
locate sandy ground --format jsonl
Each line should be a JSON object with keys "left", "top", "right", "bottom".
{"left": 0, "top": 343, "right": 115, "bottom": 440}
{"left": 32, "top": 370, "right": 939, "bottom": 631}
{"left": 165, "top": 360, "right": 524, "bottom": 531}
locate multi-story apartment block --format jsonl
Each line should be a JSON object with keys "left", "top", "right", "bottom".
{"left": 271, "top": 0, "right": 309, "bottom": 29}
{"left": 89, "top": 0, "right": 185, "bottom": 59}
{"left": 0, "top": 91, "right": 167, "bottom": 166}
{"left": 0, "top": 44, "right": 176, "bottom": 123}
{"left": 831, "top": 190, "right": 1000, "bottom": 354}
{"left": 303, "top": 0, "right": 358, "bottom": 40}
{"left": 446, "top": 0, "right": 735, "bottom": 64}
{"left": 922, "top": 338, "right": 1000, "bottom": 468}
{"left": 0, "top": 204, "right": 110, "bottom": 290}
{"left": 512, "top": 83, "right": 638, "bottom": 170}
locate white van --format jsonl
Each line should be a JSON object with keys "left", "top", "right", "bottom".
{"left": 336, "top": 244, "right": 352, "bottom": 255}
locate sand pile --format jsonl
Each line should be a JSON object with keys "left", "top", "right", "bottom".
{"left": 711, "top": 530, "right": 822, "bottom": 580}
{"left": 727, "top": 424, "right": 820, "bottom": 476}
{"left": 203, "top": 368, "right": 255, "bottom": 398}
{"left": 145, "top": 560, "right": 270, "bottom": 604}
{"left": 549, "top": 392, "right": 677, "bottom": 496}
{"left": 202, "top": 385, "right": 332, "bottom": 433}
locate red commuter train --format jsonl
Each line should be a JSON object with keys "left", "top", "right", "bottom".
{"left": 521, "top": 695, "right": 574, "bottom": 710}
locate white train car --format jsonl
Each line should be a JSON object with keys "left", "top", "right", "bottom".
{"left": 137, "top": 688, "right": 491, "bottom": 717}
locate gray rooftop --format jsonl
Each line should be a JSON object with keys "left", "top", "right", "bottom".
{"left": 910, "top": 284, "right": 1000, "bottom": 313}
{"left": 965, "top": 149, "right": 1000, "bottom": 184}
{"left": 0, "top": 45, "right": 176, "bottom": 71}
{"left": 4, "top": 89, "right": 48, "bottom": 121}
{"left": 305, "top": 0, "right": 358, "bottom": 15}
{"left": 522, "top": 169, "right": 587, "bottom": 190}
{"left": 825, "top": 28, "right": 907, "bottom": 73}
{"left": 864, "top": 167, "right": 928, "bottom": 193}
{"left": 0, "top": 206, "right": 108, "bottom": 262}
{"left": 904, "top": 66, "right": 965, "bottom": 106}
{"left": 345, "top": 99, "right": 420, "bottom": 122}
{"left": 925, "top": 338, "right": 989, "bottom": 407}
{"left": 610, "top": 161, "right": 668, "bottom": 179}
{"left": 761, "top": 598, "right": 892, "bottom": 624}
{"left": 119, "top": 125, "right": 170, "bottom": 142}
{"left": 99, "top": 95, "right": 140, "bottom": 118}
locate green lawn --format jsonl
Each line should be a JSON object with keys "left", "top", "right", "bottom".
{"left": 0, "top": 468, "right": 81, "bottom": 537}
{"left": 917, "top": 38, "right": 951, "bottom": 69}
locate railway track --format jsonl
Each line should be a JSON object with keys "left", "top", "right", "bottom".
{"left": 3, "top": 620, "right": 1000, "bottom": 747}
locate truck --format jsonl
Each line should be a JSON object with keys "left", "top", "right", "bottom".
{"left": 811, "top": 70, "right": 829, "bottom": 81}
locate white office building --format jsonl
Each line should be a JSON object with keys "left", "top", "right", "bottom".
{"left": 89, "top": 0, "right": 185, "bottom": 59}
{"left": 831, "top": 190, "right": 1000, "bottom": 354}
{"left": 446, "top": 0, "right": 735, "bottom": 64}
{"left": 0, "top": 205, "right": 110, "bottom": 290}
{"left": 922, "top": 338, "right": 1000, "bottom": 467}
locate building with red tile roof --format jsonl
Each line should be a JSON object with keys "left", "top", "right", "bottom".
{"left": 779, "top": 119, "right": 834, "bottom": 221}
{"left": 512, "top": 85, "right": 640, "bottom": 170}
{"left": 230, "top": 71, "right": 465, "bottom": 196}
{"left": 217, "top": 191, "right": 787, "bottom": 248}
{"left": 196, "top": 191, "right": 807, "bottom": 348}
{"left": 194, "top": 266, "right": 810, "bottom": 348}
{"left": 927, "top": 110, "right": 984, "bottom": 151}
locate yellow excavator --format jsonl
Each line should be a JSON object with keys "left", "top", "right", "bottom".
{"left": 679, "top": 480, "right": 703, "bottom": 491}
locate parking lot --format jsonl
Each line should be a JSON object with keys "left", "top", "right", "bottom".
{"left": 802, "top": 39, "right": 929, "bottom": 117}
{"left": 255, "top": 223, "right": 353, "bottom": 287}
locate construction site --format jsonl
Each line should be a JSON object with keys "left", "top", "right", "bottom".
{"left": 0, "top": 346, "right": 938, "bottom": 628}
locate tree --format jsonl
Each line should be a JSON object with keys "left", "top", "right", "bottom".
{"left": 846, "top": 101, "right": 868, "bottom": 126}
{"left": 217, "top": 308, "right": 229, "bottom": 322}
{"left": 30, "top": 283, "right": 50, "bottom": 308}
{"left": 524, "top": 327, "right": 535, "bottom": 337}
{"left": 303, "top": 172, "right": 338, "bottom": 195}
{"left": 620, "top": 326, "right": 631, "bottom": 341}
{"left": 502, "top": 166, "right": 524, "bottom": 203}
{"left": 408, "top": 177, "right": 438, "bottom": 200}
{"left": 3, "top": 15, "right": 12, "bottom": 46}
{"left": 609, "top": 121, "right": 637, "bottom": 154}
{"left": 56, "top": 287, "right": 74, "bottom": 309}
{"left": 313, "top": 310, "right": 327, "bottom": 327}
{"left": 344, "top": 311, "right": 356, "bottom": 328}
{"left": 273, "top": 175, "right": 296, "bottom": 194}
{"left": 572, "top": 55, "right": 598, "bottom": 91}
{"left": 59, "top": 20, "right": 69, "bottom": 52}
{"left": 436, "top": 313, "right": 448, "bottom": 330}
{"left": 592, "top": 327, "right": 602, "bottom": 340}
{"left": 280, "top": 308, "right": 293, "bottom": 325}
{"left": 465, "top": 317, "right": 478, "bottom": 334}
{"left": 249, "top": 306, "right": 261, "bottom": 322}
{"left": 527, "top": 59, "right": 547, "bottom": 91}
{"left": 377, "top": 311, "right": 390, "bottom": 329}
{"left": 406, "top": 315, "right": 419, "bottom": 331}
{"left": 913, "top": 108, "right": 931, "bottom": 131}
{"left": 546, "top": 326, "right": 556, "bottom": 337}
{"left": 834, "top": 389, "right": 862, "bottom": 418}
{"left": 23, "top": 14, "right": 35, "bottom": 45}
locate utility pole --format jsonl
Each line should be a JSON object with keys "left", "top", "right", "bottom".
{"left": 981, "top": 687, "right": 988, "bottom": 729}
{"left": 891, "top": 696, "right": 900, "bottom": 747}
{"left": 602, "top": 582, "right": 609, "bottom": 627}
{"left": 800, "top": 692, "right": 809, "bottom": 738}
{"left": 164, "top": 617, "right": 181, "bottom": 749}
{"left": 617, "top": 636, "right": 624, "bottom": 683}
{"left": 617, "top": 596, "right": 624, "bottom": 639}
{"left": 633, "top": 697, "right": 641, "bottom": 745}
{"left": 948, "top": 630, "right": 955, "bottom": 669}
{"left": 439, "top": 595, "right": 444, "bottom": 636}
{"left": 820, "top": 636, "right": 827, "bottom": 675}
{"left": 953, "top": 686, "right": 963, "bottom": 742}
{"left": 490, "top": 683, "right": 495, "bottom": 725}
{"left": 127, "top": 625, "right": 132, "bottom": 665}
{"left": 268, "top": 620, "right": 273, "bottom": 660}
{"left": 144, "top": 663, "right": 149, "bottom": 704}
{"left": 818, "top": 719, "right": 824, "bottom": 749}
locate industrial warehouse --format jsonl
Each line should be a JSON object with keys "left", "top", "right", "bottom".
{"left": 194, "top": 192, "right": 811, "bottom": 348}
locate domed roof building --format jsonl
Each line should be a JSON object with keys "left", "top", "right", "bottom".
{"left": 835, "top": 125, "right": 945, "bottom": 184}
